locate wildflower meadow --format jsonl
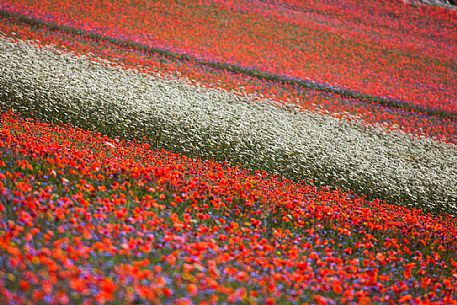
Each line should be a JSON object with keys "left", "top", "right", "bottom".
{"left": 0, "top": 0, "right": 456, "bottom": 304}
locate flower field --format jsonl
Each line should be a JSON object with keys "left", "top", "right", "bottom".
{"left": 0, "top": 0, "right": 456, "bottom": 304}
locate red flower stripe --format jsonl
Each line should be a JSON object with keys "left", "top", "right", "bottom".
{"left": 0, "top": 112, "right": 456, "bottom": 304}
{"left": 1, "top": 0, "right": 456, "bottom": 113}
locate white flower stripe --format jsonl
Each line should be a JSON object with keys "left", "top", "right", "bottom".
{"left": 1, "top": 38, "right": 456, "bottom": 214}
